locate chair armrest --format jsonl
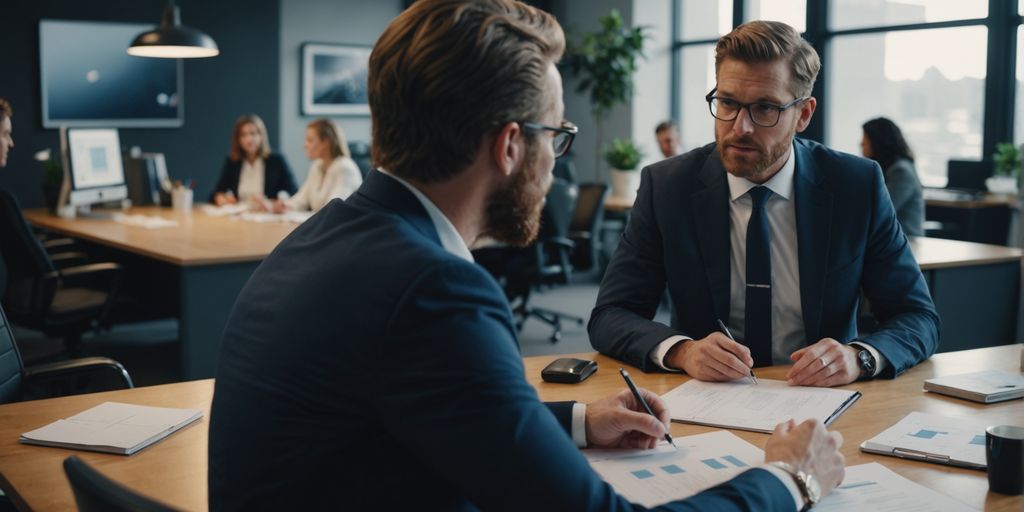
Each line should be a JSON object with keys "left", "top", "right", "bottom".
{"left": 59, "top": 262, "right": 124, "bottom": 291}
{"left": 43, "top": 238, "right": 79, "bottom": 254}
{"left": 544, "top": 236, "right": 575, "bottom": 250}
{"left": 50, "top": 252, "right": 90, "bottom": 270}
{"left": 23, "top": 356, "right": 134, "bottom": 389}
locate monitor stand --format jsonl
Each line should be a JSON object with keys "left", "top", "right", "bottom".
{"left": 56, "top": 204, "right": 122, "bottom": 220}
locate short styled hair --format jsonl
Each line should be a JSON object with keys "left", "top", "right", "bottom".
{"left": 715, "top": 20, "right": 820, "bottom": 98}
{"left": 368, "top": 0, "right": 565, "bottom": 184}
{"left": 655, "top": 120, "right": 676, "bottom": 135}
{"left": 0, "top": 98, "right": 11, "bottom": 122}
{"left": 229, "top": 114, "right": 272, "bottom": 163}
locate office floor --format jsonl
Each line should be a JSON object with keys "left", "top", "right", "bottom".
{"left": 13, "top": 275, "right": 670, "bottom": 387}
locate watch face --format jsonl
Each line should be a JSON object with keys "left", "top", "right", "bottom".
{"left": 804, "top": 474, "right": 822, "bottom": 503}
{"left": 858, "top": 349, "right": 875, "bottom": 373}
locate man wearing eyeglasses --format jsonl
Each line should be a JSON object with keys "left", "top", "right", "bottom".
{"left": 590, "top": 20, "right": 938, "bottom": 388}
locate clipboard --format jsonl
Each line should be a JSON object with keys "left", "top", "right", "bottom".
{"left": 858, "top": 411, "right": 988, "bottom": 470}
{"left": 859, "top": 444, "right": 986, "bottom": 471}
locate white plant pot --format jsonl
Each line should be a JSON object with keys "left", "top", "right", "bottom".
{"left": 611, "top": 169, "right": 641, "bottom": 202}
{"left": 985, "top": 175, "right": 1018, "bottom": 195}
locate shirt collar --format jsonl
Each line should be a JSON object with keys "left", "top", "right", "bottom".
{"left": 726, "top": 141, "right": 796, "bottom": 202}
{"left": 379, "top": 170, "right": 474, "bottom": 263}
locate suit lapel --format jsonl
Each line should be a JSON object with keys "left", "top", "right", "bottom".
{"left": 691, "top": 150, "right": 731, "bottom": 321}
{"left": 793, "top": 141, "right": 832, "bottom": 344}
{"left": 349, "top": 170, "right": 443, "bottom": 247}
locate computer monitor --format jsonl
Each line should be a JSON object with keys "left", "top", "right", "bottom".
{"left": 58, "top": 127, "right": 128, "bottom": 214}
{"left": 945, "top": 160, "right": 990, "bottom": 193}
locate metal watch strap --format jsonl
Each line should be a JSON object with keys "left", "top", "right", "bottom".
{"left": 769, "top": 461, "right": 815, "bottom": 511}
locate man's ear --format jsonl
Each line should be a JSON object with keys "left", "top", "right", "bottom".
{"left": 491, "top": 121, "right": 523, "bottom": 178}
{"left": 795, "top": 97, "right": 817, "bottom": 133}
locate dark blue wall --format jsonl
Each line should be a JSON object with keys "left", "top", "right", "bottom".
{"left": 0, "top": 0, "right": 281, "bottom": 206}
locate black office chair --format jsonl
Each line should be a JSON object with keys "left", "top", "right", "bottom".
{"left": 348, "top": 142, "right": 373, "bottom": 179}
{"left": 0, "top": 189, "right": 123, "bottom": 354}
{"left": 0, "top": 303, "right": 132, "bottom": 404}
{"left": 568, "top": 182, "right": 609, "bottom": 277}
{"left": 503, "top": 179, "right": 584, "bottom": 342}
{"left": 63, "top": 456, "right": 178, "bottom": 512}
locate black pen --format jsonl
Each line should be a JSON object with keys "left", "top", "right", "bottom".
{"left": 716, "top": 319, "right": 758, "bottom": 385}
{"left": 618, "top": 368, "right": 676, "bottom": 449}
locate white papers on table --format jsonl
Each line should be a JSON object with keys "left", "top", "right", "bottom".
{"left": 237, "top": 211, "right": 313, "bottom": 224}
{"left": 200, "top": 203, "right": 250, "bottom": 216}
{"left": 661, "top": 379, "right": 860, "bottom": 433}
{"left": 111, "top": 213, "right": 179, "bottom": 229}
{"left": 20, "top": 402, "right": 203, "bottom": 455}
{"left": 924, "top": 370, "right": 1024, "bottom": 403}
{"left": 583, "top": 431, "right": 764, "bottom": 508}
{"left": 859, "top": 411, "right": 988, "bottom": 469}
{"left": 815, "top": 463, "right": 976, "bottom": 511}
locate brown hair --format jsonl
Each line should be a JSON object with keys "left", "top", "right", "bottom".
{"left": 655, "top": 120, "right": 676, "bottom": 135}
{"left": 715, "top": 20, "right": 820, "bottom": 98}
{"left": 229, "top": 114, "right": 271, "bottom": 162}
{"left": 308, "top": 118, "right": 350, "bottom": 160}
{"left": 0, "top": 98, "right": 11, "bottom": 121}
{"left": 368, "top": 0, "right": 565, "bottom": 184}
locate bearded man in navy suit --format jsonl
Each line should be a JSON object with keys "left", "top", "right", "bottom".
{"left": 209, "top": 4, "right": 845, "bottom": 510}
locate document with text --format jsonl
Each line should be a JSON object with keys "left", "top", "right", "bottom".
{"left": 583, "top": 431, "right": 765, "bottom": 507}
{"left": 815, "top": 463, "right": 976, "bottom": 511}
{"left": 661, "top": 379, "right": 860, "bottom": 433}
{"left": 860, "top": 411, "right": 987, "bottom": 469}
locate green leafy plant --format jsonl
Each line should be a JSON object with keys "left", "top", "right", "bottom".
{"left": 603, "top": 138, "right": 643, "bottom": 171}
{"left": 993, "top": 142, "right": 1021, "bottom": 177}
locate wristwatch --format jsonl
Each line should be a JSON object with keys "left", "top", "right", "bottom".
{"left": 769, "top": 461, "right": 821, "bottom": 512}
{"left": 853, "top": 345, "right": 876, "bottom": 379}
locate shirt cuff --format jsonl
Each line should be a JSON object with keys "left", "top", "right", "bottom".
{"left": 760, "top": 464, "right": 805, "bottom": 511}
{"left": 849, "top": 341, "right": 887, "bottom": 378}
{"left": 650, "top": 335, "right": 691, "bottom": 371}
{"left": 571, "top": 403, "right": 588, "bottom": 448}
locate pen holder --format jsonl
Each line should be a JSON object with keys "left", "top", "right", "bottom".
{"left": 171, "top": 188, "right": 193, "bottom": 214}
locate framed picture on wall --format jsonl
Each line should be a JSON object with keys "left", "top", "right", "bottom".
{"left": 301, "top": 43, "right": 372, "bottom": 116}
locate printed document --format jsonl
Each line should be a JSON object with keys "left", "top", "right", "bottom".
{"left": 661, "top": 379, "right": 860, "bottom": 433}
{"left": 860, "top": 411, "right": 987, "bottom": 469}
{"left": 816, "top": 463, "right": 976, "bottom": 511}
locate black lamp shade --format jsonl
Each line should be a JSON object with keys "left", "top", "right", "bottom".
{"left": 128, "top": 2, "right": 219, "bottom": 58}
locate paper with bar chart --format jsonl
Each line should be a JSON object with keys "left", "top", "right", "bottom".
{"left": 815, "top": 463, "right": 975, "bottom": 511}
{"left": 859, "top": 411, "right": 988, "bottom": 469}
{"left": 583, "top": 431, "right": 764, "bottom": 507}
{"left": 660, "top": 379, "right": 860, "bottom": 433}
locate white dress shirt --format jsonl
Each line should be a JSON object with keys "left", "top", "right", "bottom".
{"left": 237, "top": 158, "right": 265, "bottom": 202}
{"left": 286, "top": 156, "right": 363, "bottom": 212}
{"left": 652, "top": 143, "right": 886, "bottom": 376}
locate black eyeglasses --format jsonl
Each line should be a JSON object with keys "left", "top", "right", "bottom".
{"left": 522, "top": 120, "right": 578, "bottom": 158}
{"left": 705, "top": 88, "right": 808, "bottom": 128}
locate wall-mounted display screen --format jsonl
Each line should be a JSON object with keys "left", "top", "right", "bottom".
{"left": 40, "top": 19, "right": 184, "bottom": 128}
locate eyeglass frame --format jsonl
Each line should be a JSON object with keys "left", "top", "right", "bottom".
{"left": 521, "top": 120, "right": 578, "bottom": 158}
{"left": 704, "top": 87, "right": 809, "bottom": 128}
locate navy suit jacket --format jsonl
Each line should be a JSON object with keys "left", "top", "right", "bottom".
{"left": 590, "top": 139, "right": 939, "bottom": 376}
{"left": 209, "top": 170, "right": 794, "bottom": 511}
{"left": 210, "top": 153, "right": 297, "bottom": 201}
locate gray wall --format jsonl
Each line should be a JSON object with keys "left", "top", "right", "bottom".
{"left": 0, "top": 0, "right": 281, "bottom": 206}
{"left": 278, "top": 0, "right": 404, "bottom": 184}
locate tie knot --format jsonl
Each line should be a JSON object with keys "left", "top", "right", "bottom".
{"left": 748, "top": 186, "right": 771, "bottom": 210}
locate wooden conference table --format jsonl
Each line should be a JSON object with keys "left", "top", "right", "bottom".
{"left": 0, "top": 345, "right": 1020, "bottom": 511}
{"left": 24, "top": 207, "right": 297, "bottom": 379}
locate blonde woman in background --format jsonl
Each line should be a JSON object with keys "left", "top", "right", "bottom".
{"left": 271, "top": 119, "right": 362, "bottom": 213}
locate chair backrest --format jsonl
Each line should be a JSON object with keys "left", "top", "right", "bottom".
{"left": 539, "top": 178, "right": 577, "bottom": 240}
{"left": 0, "top": 189, "right": 58, "bottom": 317}
{"left": 63, "top": 456, "right": 179, "bottom": 512}
{"left": 946, "top": 160, "right": 990, "bottom": 192}
{"left": 569, "top": 182, "right": 609, "bottom": 234}
{"left": 0, "top": 303, "right": 25, "bottom": 404}
{"left": 348, "top": 142, "right": 373, "bottom": 179}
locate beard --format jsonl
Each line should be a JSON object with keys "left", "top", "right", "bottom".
{"left": 482, "top": 140, "right": 550, "bottom": 247}
{"left": 717, "top": 129, "right": 794, "bottom": 181}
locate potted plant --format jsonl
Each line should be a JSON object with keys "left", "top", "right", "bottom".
{"left": 603, "top": 138, "right": 643, "bottom": 201}
{"left": 987, "top": 143, "right": 1021, "bottom": 194}
{"left": 564, "top": 10, "right": 648, "bottom": 178}
{"left": 35, "top": 149, "right": 64, "bottom": 213}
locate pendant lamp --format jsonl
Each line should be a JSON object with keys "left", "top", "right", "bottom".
{"left": 128, "top": 1, "right": 219, "bottom": 58}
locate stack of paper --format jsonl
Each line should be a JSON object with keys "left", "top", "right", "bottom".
{"left": 20, "top": 402, "right": 203, "bottom": 455}
{"left": 661, "top": 379, "right": 860, "bottom": 433}
{"left": 816, "top": 463, "right": 975, "bottom": 511}
{"left": 860, "top": 411, "right": 988, "bottom": 469}
{"left": 924, "top": 370, "right": 1024, "bottom": 403}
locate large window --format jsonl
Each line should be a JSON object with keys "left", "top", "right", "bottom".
{"left": 745, "top": 0, "right": 806, "bottom": 32}
{"left": 679, "top": 0, "right": 733, "bottom": 40}
{"left": 830, "top": 0, "right": 987, "bottom": 31}
{"left": 827, "top": 27, "right": 987, "bottom": 186}
{"left": 1018, "top": 26, "right": 1024, "bottom": 149}
{"left": 677, "top": 44, "right": 717, "bottom": 150}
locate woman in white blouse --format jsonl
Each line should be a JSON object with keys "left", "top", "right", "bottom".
{"left": 272, "top": 119, "right": 362, "bottom": 213}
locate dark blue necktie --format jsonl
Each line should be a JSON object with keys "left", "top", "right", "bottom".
{"left": 745, "top": 186, "right": 773, "bottom": 367}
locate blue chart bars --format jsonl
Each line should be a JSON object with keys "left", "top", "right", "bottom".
{"left": 969, "top": 435, "right": 986, "bottom": 445}
{"left": 909, "top": 429, "right": 948, "bottom": 439}
{"left": 631, "top": 470, "right": 655, "bottom": 479}
{"left": 661, "top": 464, "right": 686, "bottom": 475}
{"left": 701, "top": 455, "right": 747, "bottom": 470}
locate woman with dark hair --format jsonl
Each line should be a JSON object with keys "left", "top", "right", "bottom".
{"left": 211, "top": 114, "right": 297, "bottom": 206}
{"left": 861, "top": 117, "right": 924, "bottom": 236}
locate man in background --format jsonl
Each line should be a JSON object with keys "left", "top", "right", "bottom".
{"left": 0, "top": 98, "right": 13, "bottom": 168}
{"left": 655, "top": 120, "right": 681, "bottom": 158}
